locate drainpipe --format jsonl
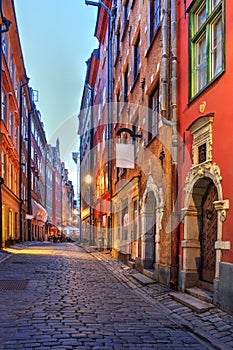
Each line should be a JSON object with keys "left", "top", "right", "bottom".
{"left": 170, "top": 0, "right": 179, "bottom": 289}
{"left": 27, "top": 109, "right": 32, "bottom": 241}
{"left": 160, "top": 0, "right": 169, "bottom": 120}
{"left": 27, "top": 88, "right": 35, "bottom": 242}
{"left": 161, "top": 0, "right": 179, "bottom": 288}
{"left": 19, "top": 78, "right": 29, "bottom": 243}
{"left": 108, "top": 2, "right": 117, "bottom": 250}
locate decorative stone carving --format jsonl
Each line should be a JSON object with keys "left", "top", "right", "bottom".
{"left": 141, "top": 174, "right": 164, "bottom": 231}
{"left": 184, "top": 161, "right": 223, "bottom": 208}
{"left": 214, "top": 200, "right": 229, "bottom": 222}
{"left": 187, "top": 114, "right": 214, "bottom": 166}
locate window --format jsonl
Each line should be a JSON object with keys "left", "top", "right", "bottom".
{"left": 187, "top": 113, "right": 214, "bottom": 166}
{"left": 116, "top": 90, "right": 120, "bottom": 124}
{"left": 115, "top": 29, "right": 120, "bottom": 58}
{"left": 9, "top": 112, "right": 13, "bottom": 138}
{"left": 149, "top": 0, "right": 161, "bottom": 43}
{"left": 99, "top": 170, "right": 105, "bottom": 195}
{"left": 123, "top": 0, "right": 130, "bottom": 28}
{"left": 9, "top": 209, "right": 14, "bottom": 239}
{"left": 8, "top": 162, "right": 13, "bottom": 190}
{"left": 122, "top": 199, "right": 128, "bottom": 240}
{"left": 1, "top": 91, "right": 7, "bottom": 125}
{"left": 133, "top": 33, "right": 140, "bottom": 81}
{"left": 132, "top": 117, "right": 139, "bottom": 158}
{"left": 102, "top": 129, "right": 105, "bottom": 150}
{"left": 133, "top": 200, "right": 138, "bottom": 242}
{"left": 9, "top": 57, "right": 15, "bottom": 84}
{"left": 13, "top": 170, "right": 17, "bottom": 194}
{"left": 1, "top": 151, "right": 5, "bottom": 179}
{"left": 198, "top": 143, "right": 207, "bottom": 163}
{"left": 2, "top": 34, "right": 7, "bottom": 58}
{"left": 189, "top": 0, "right": 223, "bottom": 98}
{"left": 15, "top": 124, "right": 18, "bottom": 150}
{"left": 123, "top": 66, "right": 128, "bottom": 102}
{"left": 148, "top": 85, "right": 159, "bottom": 142}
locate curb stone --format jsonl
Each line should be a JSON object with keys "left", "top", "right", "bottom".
{"left": 79, "top": 245, "right": 233, "bottom": 350}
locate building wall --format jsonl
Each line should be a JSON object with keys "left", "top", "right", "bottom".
{"left": 177, "top": 0, "right": 233, "bottom": 312}
{"left": 92, "top": 34, "right": 110, "bottom": 249}
{"left": 0, "top": 1, "right": 75, "bottom": 245}
{"left": 0, "top": 0, "right": 24, "bottom": 246}
{"left": 110, "top": 0, "right": 173, "bottom": 285}
{"left": 30, "top": 107, "right": 47, "bottom": 241}
{"left": 52, "top": 139, "right": 62, "bottom": 226}
{"left": 45, "top": 144, "right": 54, "bottom": 223}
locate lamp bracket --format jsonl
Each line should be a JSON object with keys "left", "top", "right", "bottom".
{"left": 116, "top": 127, "right": 142, "bottom": 140}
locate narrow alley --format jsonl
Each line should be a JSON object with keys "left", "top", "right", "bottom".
{"left": 0, "top": 243, "right": 232, "bottom": 349}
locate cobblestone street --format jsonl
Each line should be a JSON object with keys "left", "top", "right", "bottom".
{"left": 0, "top": 243, "right": 232, "bottom": 349}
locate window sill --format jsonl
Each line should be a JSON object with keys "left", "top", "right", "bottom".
{"left": 189, "top": 70, "right": 225, "bottom": 105}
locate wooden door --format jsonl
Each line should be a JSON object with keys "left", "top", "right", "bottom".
{"left": 200, "top": 183, "right": 218, "bottom": 283}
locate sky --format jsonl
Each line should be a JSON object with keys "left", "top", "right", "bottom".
{"left": 14, "top": 0, "right": 99, "bottom": 196}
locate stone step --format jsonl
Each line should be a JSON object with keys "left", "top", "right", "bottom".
{"left": 127, "top": 260, "right": 135, "bottom": 269}
{"left": 143, "top": 268, "right": 156, "bottom": 280}
{"left": 131, "top": 272, "right": 156, "bottom": 286}
{"left": 169, "top": 291, "right": 215, "bottom": 313}
{"left": 186, "top": 287, "right": 213, "bottom": 304}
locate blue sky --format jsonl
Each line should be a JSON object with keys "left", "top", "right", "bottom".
{"left": 14, "top": 0, "right": 99, "bottom": 194}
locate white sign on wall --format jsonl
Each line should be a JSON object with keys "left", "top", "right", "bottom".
{"left": 116, "top": 143, "right": 135, "bottom": 169}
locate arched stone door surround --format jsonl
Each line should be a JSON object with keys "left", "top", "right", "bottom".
{"left": 181, "top": 162, "right": 229, "bottom": 292}
{"left": 141, "top": 175, "right": 164, "bottom": 271}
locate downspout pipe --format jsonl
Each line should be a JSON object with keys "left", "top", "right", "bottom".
{"left": 170, "top": 0, "right": 179, "bottom": 289}
{"left": 27, "top": 88, "right": 35, "bottom": 242}
{"left": 107, "top": 2, "right": 117, "bottom": 249}
{"left": 27, "top": 110, "right": 32, "bottom": 241}
{"left": 161, "top": 0, "right": 179, "bottom": 288}
{"left": 19, "top": 78, "right": 29, "bottom": 243}
{"left": 161, "top": 0, "right": 169, "bottom": 120}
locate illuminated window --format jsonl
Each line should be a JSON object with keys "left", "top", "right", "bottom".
{"left": 1, "top": 151, "right": 5, "bottom": 179}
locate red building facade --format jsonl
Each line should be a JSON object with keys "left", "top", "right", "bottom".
{"left": 177, "top": 0, "right": 233, "bottom": 313}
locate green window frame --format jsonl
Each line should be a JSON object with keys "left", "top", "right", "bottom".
{"left": 189, "top": 0, "right": 224, "bottom": 99}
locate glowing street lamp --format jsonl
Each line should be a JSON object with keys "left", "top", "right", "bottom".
{"left": 85, "top": 174, "right": 92, "bottom": 185}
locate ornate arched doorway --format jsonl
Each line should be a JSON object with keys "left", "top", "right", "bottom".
{"left": 181, "top": 162, "right": 229, "bottom": 293}
{"left": 140, "top": 174, "right": 164, "bottom": 272}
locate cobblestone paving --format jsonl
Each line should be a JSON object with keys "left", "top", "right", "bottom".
{"left": 89, "top": 248, "right": 233, "bottom": 350}
{"left": 0, "top": 242, "right": 220, "bottom": 350}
